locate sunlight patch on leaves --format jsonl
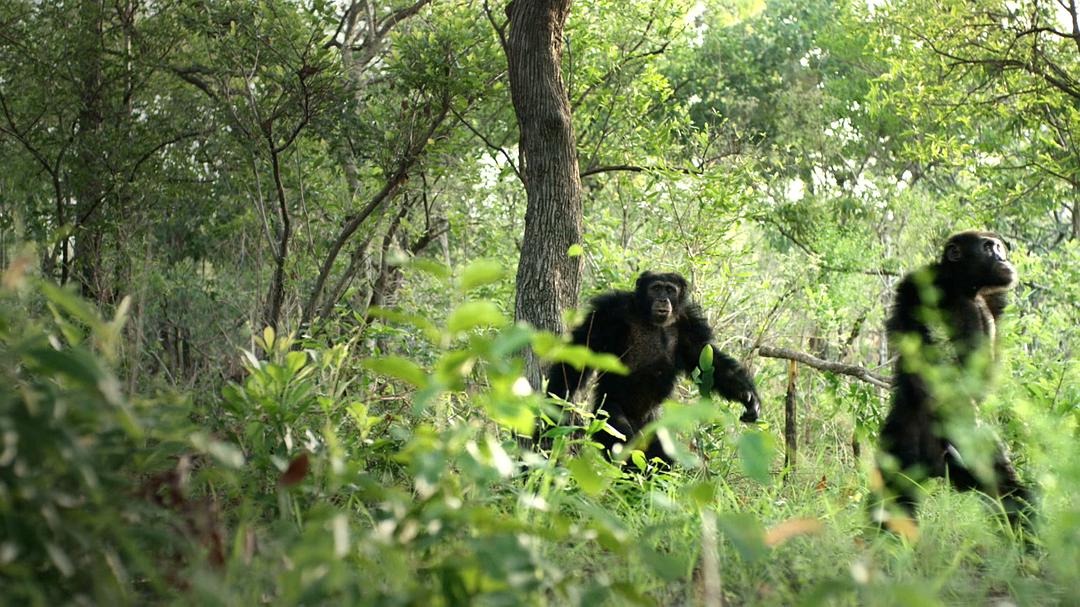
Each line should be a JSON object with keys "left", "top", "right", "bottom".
{"left": 458, "top": 259, "right": 505, "bottom": 292}
{"left": 360, "top": 356, "right": 428, "bottom": 387}
{"left": 447, "top": 301, "right": 507, "bottom": 333}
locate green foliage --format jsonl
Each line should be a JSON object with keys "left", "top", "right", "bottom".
{"left": 532, "top": 332, "right": 630, "bottom": 375}
{"left": 736, "top": 430, "right": 776, "bottom": 485}
{"left": 3, "top": 0, "right": 1080, "bottom": 604}
{"left": 697, "top": 343, "right": 715, "bottom": 395}
{"left": 0, "top": 277, "right": 195, "bottom": 604}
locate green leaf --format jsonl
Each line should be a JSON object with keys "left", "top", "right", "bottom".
{"left": 481, "top": 395, "right": 535, "bottom": 435}
{"left": 532, "top": 332, "right": 628, "bottom": 374}
{"left": 885, "top": 584, "right": 946, "bottom": 607}
{"left": 109, "top": 295, "right": 132, "bottom": 333}
{"left": 567, "top": 455, "right": 608, "bottom": 495}
{"left": 410, "top": 258, "right": 451, "bottom": 280}
{"left": 434, "top": 349, "right": 474, "bottom": 385}
{"left": 652, "top": 402, "right": 724, "bottom": 431}
{"left": 39, "top": 281, "right": 105, "bottom": 333}
{"left": 25, "top": 346, "right": 105, "bottom": 390}
{"left": 737, "top": 430, "right": 775, "bottom": 485}
{"left": 459, "top": 259, "right": 505, "bottom": 291}
{"left": 24, "top": 346, "right": 125, "bottom": 409}
{"left": 698, "top": 344, "right": 715, "bottom": 395}
{"left": 447, "top": 301, "right": 507, "bottom": 333}
{"left": 366, "top": 307, "right": 440, "bottom": 341}
{"left": 44, "top": 542, "right": 74, "bottom": 578}
{"left": 688, "top": 481, "right": 719, "bottom": 507}
{"left": 490, "top": 324, "right": 534, "bottom": 359}
{"left": 262, "top": 326, "right": 276, "bottom": 351}
{"left": 715, "top": 513, "right": 767, "bottom": 563}
{"left": 637, "top": 544, "right": 691, "bottom": 581}
{"left": 798, "top": 579, "right": 856, "bottom": 607}
{"left": 598, "top": 422, "right": 627, "bottom": 441}
{"left": 191, "top": 433, "right": 245, "bottom": 469}
{"left": 285, "top": 351, "right": 307, "bottom": 375}
{"left": 698, "top": 344, "right": 714, "bottom": 370}
{"left": 567, "top": 243, "right": 584, "bottom": 257}
{"left": 361, "top": 356, "right": 428, "bottom": 387}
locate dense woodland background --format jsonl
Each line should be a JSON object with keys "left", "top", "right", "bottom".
{"left": 1, "top": 0, "right": 1078, "bottom": 604}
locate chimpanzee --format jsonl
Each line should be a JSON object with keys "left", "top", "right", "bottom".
{"left": 873, "top": 231, "right": 1034, "bottom": 531}
{"left": 541, "top": 271, "right": 761, "bottom": 464}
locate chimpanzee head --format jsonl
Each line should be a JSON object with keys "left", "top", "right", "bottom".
{"left": 940, "top": 231, "right": 1017, "bottom": 291}
{"left": 635, "top": 271, "right": 689, "bottom": 327}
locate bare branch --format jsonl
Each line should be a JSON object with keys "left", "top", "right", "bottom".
{"left": 377, "top": 0, "right": 434, "bottom": 39}
{"left": 757, "top": 346, "right": 893, "bottom": 390}
{"left": 483, "top": 0, "right": 509, "bottom": 54}
{"left": 449, "top": 105, "right": 523, "bottom": 183}
{"left": 301, "top": 95, "right": 452, "bottom": 327}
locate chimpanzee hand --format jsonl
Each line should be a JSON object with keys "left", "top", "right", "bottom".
{"left": 739, "top": 390, "right": 761, "bottom": 423}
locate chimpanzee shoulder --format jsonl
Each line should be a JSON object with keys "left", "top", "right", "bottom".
{"left": 588, "top": 289, "right": 637, "bottom": 317}
{"left": 676, "top": 301, "right": 714, "bottom": 343}
{"left": 885, "top": 270, "right": 932, "bottom": 338}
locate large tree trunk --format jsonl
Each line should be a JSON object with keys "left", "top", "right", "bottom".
{"left": 506, "top": 0, "right": 584, "bottom": 388}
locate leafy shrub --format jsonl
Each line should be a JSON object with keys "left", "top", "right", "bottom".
{"left": 0, "top": 271, "right": 196, "bottom": 604}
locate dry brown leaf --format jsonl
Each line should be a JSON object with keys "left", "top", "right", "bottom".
{"left": 815, "top": 475, "right": 828, "bottom": 492}
{"left": 884, "top": 515, "right": 920, "bottom": 543}
{"left": 279, "top": 452, "right": 311, "bottom": 487}
{"left": 764, "top": 518, "right": 824, "bottom": 547}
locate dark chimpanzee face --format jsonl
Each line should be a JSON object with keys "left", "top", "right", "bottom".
{"left": 636, "top": 271, "right": 688, "bottom": 326}
{"left": 941, "top": 230, "right": 1017, "bottom": 290}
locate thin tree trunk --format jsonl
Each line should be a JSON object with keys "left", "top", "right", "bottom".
{"left": 72, "top": 0, "right": 106, "bottom": 301}
{"left": 263, "top": 147, "right": 290, "bottom": 330}
{"left": 299, "top": 101, "right": 449, "bottom": 329}
{"left": 319, "top": 236, "right": 374, "bottom": 322}
{"left": 1072, "top": 200, "right": 1080, "bottom": 241}
{"left": 784, "top": 359, "right": 798, "bottom": 474}
{"left": 506, "top": 0, "right": 584, "bottom": 388}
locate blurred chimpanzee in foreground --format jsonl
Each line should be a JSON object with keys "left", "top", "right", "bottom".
{"left": 873, "top": 231, "right": 1034, "bottom": 534}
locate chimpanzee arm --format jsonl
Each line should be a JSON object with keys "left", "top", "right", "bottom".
{"left": 707, "top": 345, "right": 760, "bottom": 415}
{"left": 545, "top": 292, "right": 630, "bottom": 400}
{"left": 677, "top": 304, "right": 761, "bottom": 422}
{"left": 546, "top": 356, "right": 593, "bottom": 401}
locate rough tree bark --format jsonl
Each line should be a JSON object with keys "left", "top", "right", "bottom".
{"left": 505, "top": 0, "right": 584, "bottom": 388}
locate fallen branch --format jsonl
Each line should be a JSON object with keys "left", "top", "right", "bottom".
{"left": 757, "top": 346, "right": 893, "bottom": 390}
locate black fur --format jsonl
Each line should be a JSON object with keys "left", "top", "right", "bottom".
{"left": 874, "top": 231, "right": 1033, "bottom": 531}
{"left": 543, "top": 271, "right": 761, "bottom": 464}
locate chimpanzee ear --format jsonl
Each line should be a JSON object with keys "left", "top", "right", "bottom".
{"left": 636, "top": 271, "right": 655, "bottom": 290}
{"left": 945, "top": 243, "right": 962, "bottom": 263}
